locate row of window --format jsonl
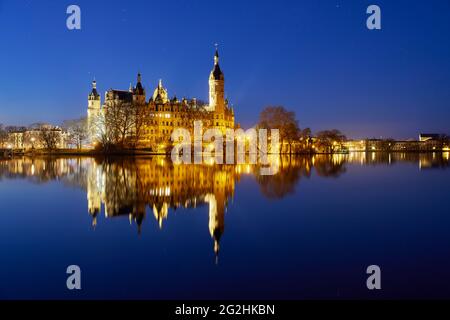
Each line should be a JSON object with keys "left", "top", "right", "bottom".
{"left": 146, "top": 121, "right": 234, "bottom": 127}
{"left": 148, "top": 112, "right": 232, "bottom": 121}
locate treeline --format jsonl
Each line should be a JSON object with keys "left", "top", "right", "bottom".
{"left": 257, "top": 106, "right": 347, "bottom": 154}
{"left": 1, "top": 104, "right": 350, "bottom": 154}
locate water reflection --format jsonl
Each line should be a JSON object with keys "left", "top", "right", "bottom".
{"left": 1, "top": 152, "right": 449, "bottom": 257}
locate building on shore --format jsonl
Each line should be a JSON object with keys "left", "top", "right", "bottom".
{"left": 87, "top": 49, "right": 235, "bottom": 150}
{"left": 343, "top": 135, "right": 449, "bottom": 152}
{"left": 3, "top": 125, "right": 67, "bottom": 150}
{"left": 419, "top": 133, "right": 445, "bottom": 142}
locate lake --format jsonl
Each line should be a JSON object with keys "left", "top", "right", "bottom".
{"left": 0, "top": 152, "right": 449, "bottom": 299}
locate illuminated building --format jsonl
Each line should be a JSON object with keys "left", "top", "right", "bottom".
{"left": 87, "top": 48, "right": 235, "bottom": 148}
{"left": 84, "top": 157, "right": 236, "bottom": 254}
{"left": 5, "top": 125, "right": 68, "bottom": 150}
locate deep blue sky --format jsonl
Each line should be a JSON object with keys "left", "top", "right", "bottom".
{"left": 0, "top": 0, "right": 449, "bottom": 139}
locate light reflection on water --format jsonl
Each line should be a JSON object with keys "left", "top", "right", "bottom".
{"left": 0, "top": 152, "right": 450, "bottom": 299}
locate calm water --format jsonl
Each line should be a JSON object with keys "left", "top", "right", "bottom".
{"left": 0, "top": 152, "right": 450, "bottom": 299}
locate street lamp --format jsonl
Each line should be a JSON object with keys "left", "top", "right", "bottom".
{"left": 31, "top": 137, "right": 35, "bottom": 149}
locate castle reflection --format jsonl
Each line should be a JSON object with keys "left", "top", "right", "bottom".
{"left": 85, "top": 157, "right": 236, "bottom": 258}
{"left": 1, "top": 152, "right": 449, "bottom": 257}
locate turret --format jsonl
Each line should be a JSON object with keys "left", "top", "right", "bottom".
{"left": 133, "top": 73, "right": 146, "bottom": 104}
{"left": 87, "top": 79, "right": 102, "bottom": 143}
{"left": 88, "top": 79, "right": 101, "bottom": 111}
{"left": 206, "top": 193, "right": 225, "bottom": 263}
{"left": 152, "top": 79, "right": 169, "bottom": 103}
{"left": 209, "top": 47, "right": 225, "bottom": 113}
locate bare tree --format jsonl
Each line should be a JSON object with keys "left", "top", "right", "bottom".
{"left": 258, "top": 106, "right": 300, "bottom": 154}
{"left": 129, "top": 102, "right": 149, "bottom": 148}
{"left": 91, "top": 113, "right": 110, "bottom": 151}
{"left": 63, "top": 117, "right": 88, "bottom": 149}
{"left": 39, "top": 128, "right": 60, "bottom": 150}
{"left": 103, "top": 101, "right": 136, "bottom": 148}
{"left": 0, "top": 124, "right": 7, "bottom": 148}
{"left": 315, "top": 129, "right": 347, "bottom": 153}
{"left": 299, "top": 127, "right": 312, "bottom": 152}
{"left": 92, "top": 100, "right": 151, "bottom": 151}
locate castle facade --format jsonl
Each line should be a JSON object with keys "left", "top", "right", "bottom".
{"left": 87, "top": 49, "right": 235, "bottom": 150}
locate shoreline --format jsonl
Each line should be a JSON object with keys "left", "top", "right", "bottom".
{"left": 1, "top": 149, "right": 449, "bottom": 159}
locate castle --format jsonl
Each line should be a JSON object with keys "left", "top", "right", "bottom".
{"left": 87, "top": 49, "right": 235, "bottom": 149}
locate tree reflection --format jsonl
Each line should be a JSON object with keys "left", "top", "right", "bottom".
{"left": 255, "top": 156, "right": 310, "bottom": 199}
{"left": 313, "top": 155, "right": 347, "bottom": 178}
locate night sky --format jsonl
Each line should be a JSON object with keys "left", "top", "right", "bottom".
{"left": 0, "top": 0, "right": 449, "bottom": 139}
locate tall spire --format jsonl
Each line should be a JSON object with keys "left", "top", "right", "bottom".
{"left": 210, "top": 45, "right": 224, "bottom": 81}
{"left": 134, "top": 72, "right": 144, "bottom": 95}
{"left": 89, "top": 78, "right": 100, "bottom": 99}
{"left": 214, "top": 43, "right": 219, "bottom": 65}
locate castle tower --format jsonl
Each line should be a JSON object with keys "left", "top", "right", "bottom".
{"left": 209, "top": 47, "right": 225, "bottom": 114}
{"left": 87, "top": 79, "right": 101, "bottom": 142}
{"left": 88, "top": 79, "right": 101, "bottom": 116}
{"left": 206, "top": 190, "right": 225, "bottom": 263}
{"left": 87, "top": 161, "right": 102, "bottom": 228}
{"left": 133, "top": 73, "right": 146, "bottom": 104}
{"left": 152, "top": 79, "right": 169, "bottom": 103}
